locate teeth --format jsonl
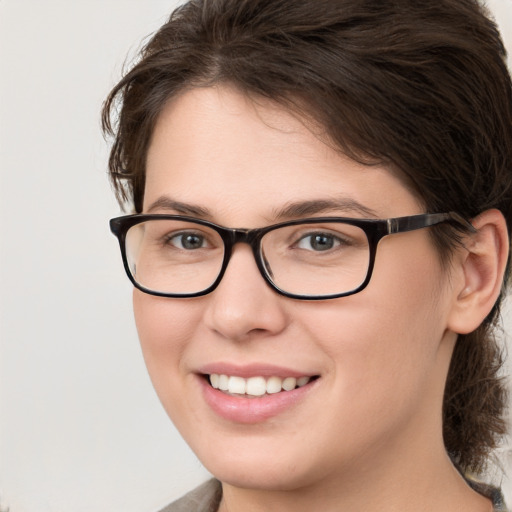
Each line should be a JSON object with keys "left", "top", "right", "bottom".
{"left": 209, "top": 374, "right": 312, "bottom": 396}
{"left": 266, "top": 376, "right": 282, "bottom": 394}
{"left": 218, "top": 374, "right": 229, "bottom": 391}
{"left": 228, "top": 376, "right": 246, "bottom": 394}
{"left": 246, "top": 376, "right": 266, "bottom": 396}
{"left": 210, "top": 374, "right": 220, "bottom": 388}
{"left": 282, "top": 377, "right": 297, "bottom": 391}
{"left": 297, "top": 376, "right": 310, "bottom": 387}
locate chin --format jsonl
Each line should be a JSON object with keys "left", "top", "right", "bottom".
{"left": 206, "top": 459, "right": 316, "bottom": 492}
{"left": 186, "top": 431, "right": 337, "bottom": 493}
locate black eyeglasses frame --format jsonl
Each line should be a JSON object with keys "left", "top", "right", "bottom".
{"left": 109, "top": 212, "right": 473, "bottom": 300}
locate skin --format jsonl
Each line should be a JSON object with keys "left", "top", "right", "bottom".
{"left": 134, "top": 86, "right": 498, "bottom": 511}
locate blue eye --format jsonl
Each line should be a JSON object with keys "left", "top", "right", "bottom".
{"left": 168, "top": 232, "right": 207, "bottom": 250}
{"left": 296, "top": 233, "right": 341, "bottom": 251}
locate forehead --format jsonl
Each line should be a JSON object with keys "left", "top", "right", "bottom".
{"left": 144, "top": 86, "right": 422, "bottom": 223}
{"left": 147, "top": 86, "right": 336, "bottom": 177}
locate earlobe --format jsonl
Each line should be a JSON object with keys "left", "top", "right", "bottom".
{"left": 447, "top": 209, "right": 509, "bottom": 335}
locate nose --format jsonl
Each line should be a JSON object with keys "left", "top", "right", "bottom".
{"left": 203, "top": 244, "right": 288, "bottom": 341}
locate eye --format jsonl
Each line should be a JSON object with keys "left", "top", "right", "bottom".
{"left": 167, "top": 232, "right": 208, "bottom": 250}
{"left": 295, "top": 233, "right": 341, "bottom": 252}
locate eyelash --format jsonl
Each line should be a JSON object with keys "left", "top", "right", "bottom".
{"left": 164, "top": 231, "right": 211, "bottom": 250}
{"left": 294, "top": 232, "right": 345, "bottom": 251}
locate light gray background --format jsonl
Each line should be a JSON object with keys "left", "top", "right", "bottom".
{"left": 0, "top": 1, "right": 511, "bottom": 511}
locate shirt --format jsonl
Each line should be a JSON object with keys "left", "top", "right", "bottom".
{"left": 158, "top": 477, "right": 509, "bottom": 511}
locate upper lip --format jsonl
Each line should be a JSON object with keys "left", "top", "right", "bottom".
{"left": 197, "top": 362, "right": 318, "bottom": 379}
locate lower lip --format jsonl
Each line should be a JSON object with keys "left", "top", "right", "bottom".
{"left": 199, "top": 376, "right": 317, "bottom": 424}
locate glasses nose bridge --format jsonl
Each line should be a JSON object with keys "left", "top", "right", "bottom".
{"left": 221, "top": 227, "right": 264, "bottom": 274}
{"left": 225, "top": 227, "right": 261, "bottom": 254}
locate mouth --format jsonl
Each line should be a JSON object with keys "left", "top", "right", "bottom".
{"left": 206, "top": 374, "right": 319, "bottom": 398}
{"left": 199, "top": 367, "right": 320, "bottom": 422}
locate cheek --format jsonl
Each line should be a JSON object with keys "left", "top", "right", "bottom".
{"left": 132, "top": 291, "right": 201, "bottom": 396}
{"left": 300, "top": 300, "right": 440, "bottom": 386}
{"left": 297, "top": 244, "right": 451, "bottom": 421}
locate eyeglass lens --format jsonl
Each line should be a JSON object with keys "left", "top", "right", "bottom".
{"left": 124, "top": 219, "right": 371, "bottom": 297}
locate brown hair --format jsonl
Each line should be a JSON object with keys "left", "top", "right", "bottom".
{"left": 102, "top": 0, "right": 512, "bottom": 473}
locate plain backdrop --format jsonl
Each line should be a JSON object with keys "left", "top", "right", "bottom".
{"left": 0, "top": 1, "right": 511, "bottom": 511}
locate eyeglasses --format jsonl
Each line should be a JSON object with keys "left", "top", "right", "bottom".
{"left": 109, "top": 212, "right": 472, "bottom": 300}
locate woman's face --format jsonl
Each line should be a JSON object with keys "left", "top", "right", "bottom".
{"left": 135, "top": 86, "right": 458, "bottom": 490}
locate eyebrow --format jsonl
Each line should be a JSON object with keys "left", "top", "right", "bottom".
{"left": 145, "top": 195, "right": 379, "bottom": 222}
{"left": 146, "top": 197, "right": 213, "bottom": 217}
{"left": 271, "top": 197, "right": 379, "bottom": 220}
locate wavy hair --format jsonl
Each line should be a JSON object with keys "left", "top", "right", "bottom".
{"left": 102, "top": 0, "right": 512, "bottom": 473}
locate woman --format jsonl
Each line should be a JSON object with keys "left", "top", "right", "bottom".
{"left": 103, "top": 0, "right": 511, "bottom": 510}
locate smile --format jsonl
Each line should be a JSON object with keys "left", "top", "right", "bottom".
{"left": 201, "top": 371, "right": 319, "bottom": 423}
{"left": 209, "top": 374, "right": 313, "bottom": 397}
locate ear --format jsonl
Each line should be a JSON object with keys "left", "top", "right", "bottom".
{"left": 447, "top": 209, "right": 509, "bottom": 335}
